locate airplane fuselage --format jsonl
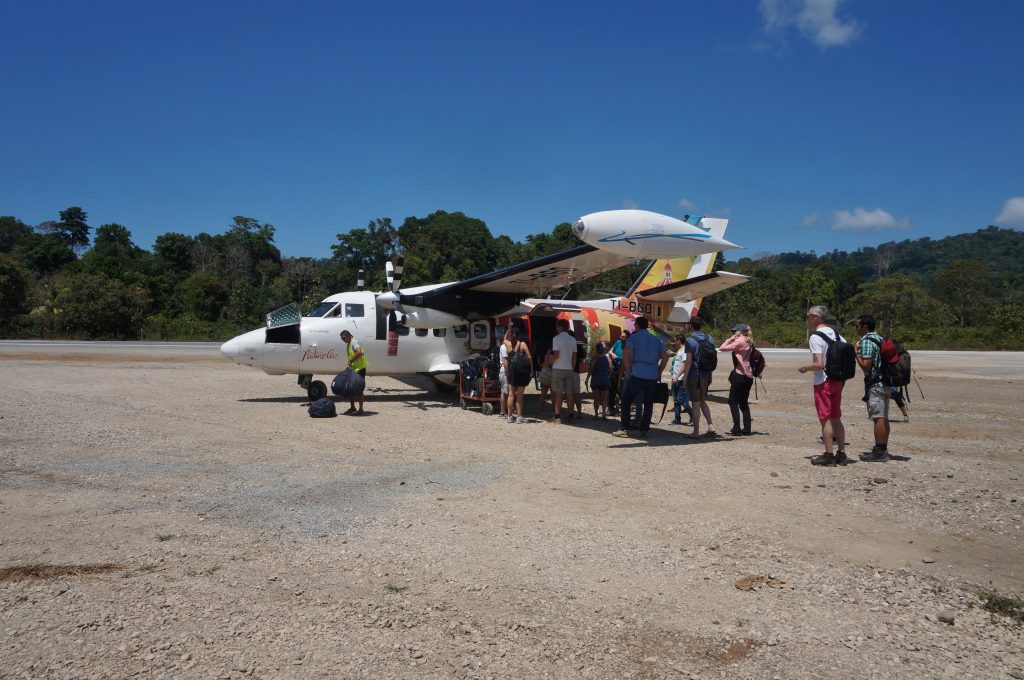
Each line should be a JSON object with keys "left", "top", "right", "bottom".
{"left": 220, "top": 291, "right": 463, "bottom": 379}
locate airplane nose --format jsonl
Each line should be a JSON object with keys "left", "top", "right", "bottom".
{"left": 220, "top": 336, "right": 241, "bottom": 361}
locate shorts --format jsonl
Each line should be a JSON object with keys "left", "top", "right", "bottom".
{"left": 687, "top": 375, "right": 710, "bottom": 402}
{"left": 499, "top": 367, "right": 509, "bottom": 395}
{"left": 866, "top": 384, "right": 889, "bottom": 420}
{"left": 551, "top": 368, "right": 573, "bottom": 393}
{"left": 813, "top": 380, "right": 844, "bottom": 421}
{"left": 590, "top": 376, "right": 611, "bottom": 390}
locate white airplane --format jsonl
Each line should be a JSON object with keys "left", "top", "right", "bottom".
{"left": 219, "top": 209, "right": 743, "bottom": 399}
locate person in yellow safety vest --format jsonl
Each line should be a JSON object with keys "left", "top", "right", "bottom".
{"left": 339, "top": 330, "right": 368, "bottom": 415}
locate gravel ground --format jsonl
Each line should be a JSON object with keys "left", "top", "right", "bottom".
{"left": 1, "top": 343, "right": 1022, "bottom": 679}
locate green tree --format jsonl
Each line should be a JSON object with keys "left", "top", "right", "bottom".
{"left": 15, "top": 233, "right": 75, "bottom": 274}
{"left": 0, "top": 254, "right": 31, "bottom": 330}
{"left": 0, "top": 216, "right": 33, "bottom": 253}
{"left": 58, "top": 207, "right": 91, "bottom": 252}
{"left": 81, "top": 223, "right": 144, "bottom": 280}
{"left": 331, "top": 218, "right": 400, "bottom": 290}
{"left": 934, "top": 259, "right": 990, "bottom": 327}
{"left": 54, "top": 272, "right": 149, "bottom": 339}
{"left": 848, "top": 274, "right": 946, "bottom": 337}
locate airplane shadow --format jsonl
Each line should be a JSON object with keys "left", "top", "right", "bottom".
{"left": 239, "top": 390, "right": 453, "bottom": 405}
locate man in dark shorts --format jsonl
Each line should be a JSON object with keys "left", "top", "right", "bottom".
{"left": 681, "top": 317, "right": 716, "bottom": 438}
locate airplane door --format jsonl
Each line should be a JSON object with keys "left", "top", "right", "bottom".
{"left": 469, "top": 320, "right": 492, "bottom": 351}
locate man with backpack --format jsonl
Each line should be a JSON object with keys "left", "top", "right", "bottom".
{"left": 612, "top": 316, "right": 670, "bottom": 439}
{"left": 798, "top": 305, "right": 851, "bottom": 466}
{"left": 854, "top": 315, "right": 891, "bottom": 461}
{"left": 681, "top": 316, "right": 718, "bottom": 438}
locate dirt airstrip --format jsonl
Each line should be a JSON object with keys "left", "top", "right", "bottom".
{"left": 1, "top": 342, "right": 1022, "bottom": 679}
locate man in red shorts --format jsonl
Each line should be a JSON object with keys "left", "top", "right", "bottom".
{"left": 798, "top": 305, "right": 848, "bottom": 466}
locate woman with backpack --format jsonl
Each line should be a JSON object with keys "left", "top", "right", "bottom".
{"left": 719, "top": 323, "right": 756, "bottom": 436}
{"left": 505, "top": 327, "right": 533, "bottom": 424}
{"left": 585, "top": 341, "right": 613, "bottom": 421}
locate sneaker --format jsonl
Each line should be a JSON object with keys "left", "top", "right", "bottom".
{"left": 636, "top": 430, "right": 649, "bottom": 439}
{"left": 516, "top": 416, "right": 526, "bottom": 424}
{"left": 612, "top": 429, "right": 629, "bottom": 438}
{"left": 728, "top": 428, "right": 742, "bottom": 436}
{"left": 903, "top": 415, "right": 910, "bottom": 423}
{"left": 860, "top": 447, "right": 890, "bottom": 462}
{"left": 835, "top": 451, "right": 848, "bottom": 466}
{"left": 671, "top": 418, "right": 683, "bottom": 425}
{"left": 811, "top": 452, "right": 837, "bottom": 467}
{"left": 680, "top": 421, "right": 694, "bottom": 428}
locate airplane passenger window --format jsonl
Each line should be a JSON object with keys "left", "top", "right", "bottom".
{"left": 433, "top": 328, "right": 446, "bottom": 337}
{"left": 345, "top": 304, "right": 365, "bottom": 318}
{"left": 415, "top": 328, "right": 428, "bottom": 337}
{"left": 454, "top": 325, "right": 468, "bottom": 338}
{"left": 473, "top": 324, "right": 489, "bottom": 340}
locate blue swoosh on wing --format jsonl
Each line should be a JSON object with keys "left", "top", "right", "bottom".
{"left": 597, "top": 230, "right": 712, "bottom": 244}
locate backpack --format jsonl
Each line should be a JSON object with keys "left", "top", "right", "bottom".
{"left": 331, "top": 367, "right": 366, "bottom": 396}
{"left": 733, "top": 345, "right": 767, "bottom": 378}
{"left": 308, "top": 397, "right": 337, "bottom": 418}
{"left": 812, "top": 330, "right": 857, "bottom": 381}
{"left": 749, "top": 347, "right": 766, "bottom": 378}
{"left": 509, "top": 344, "right": 531, "bottom": 375}
{"left": 692, "top": 333, "right": 718, "bottom": 373}
{"left": 863, "top": 336, "right": 912, "bottom": 388}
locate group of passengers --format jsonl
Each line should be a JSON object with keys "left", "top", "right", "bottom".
{"left": 494, "top": 305, "right": 898, "bottom": 464}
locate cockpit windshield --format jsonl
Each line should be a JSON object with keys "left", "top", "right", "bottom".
{"left": 306, "top": 301, "right": 339, "bottom": 318}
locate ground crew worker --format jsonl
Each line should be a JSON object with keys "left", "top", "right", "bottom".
{"left": 340, "top": 330, "right": 367, "bottom": 415}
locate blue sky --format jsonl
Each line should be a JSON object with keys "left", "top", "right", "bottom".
{"left": 2, "top": 0, "right": 1023, "bottom": 260}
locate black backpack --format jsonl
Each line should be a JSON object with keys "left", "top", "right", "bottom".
{"left": 693, "top": 333, "right": 718, "bottom": 373}
{"left": 812, "top": 330, "right": 857, "bottom": 381}
{"left": 509, "top": 344, "right": 531, "bottom": 375}
{"left": 308, "top": 397, "right": 337, "bottom": 418}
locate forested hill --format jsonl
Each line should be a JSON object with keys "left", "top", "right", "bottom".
{"left": 705, "top": 225, "right": 1024, "bottom": 349}
{"left": 768, "top": 226, "right": 1024, "bottom": 293}
{"left": 1, "top": 206, "right": 1022, "bottom": 348}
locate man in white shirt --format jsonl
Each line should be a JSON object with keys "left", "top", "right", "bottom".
{"left": 547, "top": 318, "right": 577, "bottom": 423}
{"left": 798, "top": 305, "right": 848, "bottom": 466}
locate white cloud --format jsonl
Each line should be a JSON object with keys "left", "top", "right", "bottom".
{"left": 801, "top": 213, "right": 819, "bottom": 228}
{"left": 995, "top": 196, "right": 1024, "bottom": 229}
{"left": 759, "top": 0, "right": 861, "bottom": 48}
{"left": 678, "top": 198, "right": 696, "bottom": 211}
{"left": 621, "top": 198, "right": 639, "bottom": 209}
{"left": 830, "top": 208, "right": 911, "bottom": 231}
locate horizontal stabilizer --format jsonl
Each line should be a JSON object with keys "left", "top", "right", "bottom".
{"left": 635, "top": 271, "right": 749, "bottom": 303}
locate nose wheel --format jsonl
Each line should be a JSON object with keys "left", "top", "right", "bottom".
{"left": 307, "top": 380, "right": 327, "bottom": 400}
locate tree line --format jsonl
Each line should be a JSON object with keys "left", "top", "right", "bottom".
{"left": 1, "top": 207, "right": 1022, "bottom": 348}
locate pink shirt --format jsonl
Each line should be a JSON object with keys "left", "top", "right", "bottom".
{"left": 719, "top": 335, "right": 753, "bottom": 378}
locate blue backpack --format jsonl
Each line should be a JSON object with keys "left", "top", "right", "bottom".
{"left": 331, "top": 368, "right": 366, "bottom": 396}
{"left": 308, "top": 397, "right": 337, "bottom": 418}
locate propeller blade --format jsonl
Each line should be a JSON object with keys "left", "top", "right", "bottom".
{"left": 386, "top": 261, "right": 395, "bottom": 291}
{"left": 356, "top": 268, "right": 365, "bottom": 292}
{"left": 393, "top": 256, "right": 404, "bottom": 291}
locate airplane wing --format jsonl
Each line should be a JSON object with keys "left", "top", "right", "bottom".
{"left": 634, "top": 271, "right": 749, "bottom": 303}
{"left": 395, "top": 244, "right": 634, "bottom": 319}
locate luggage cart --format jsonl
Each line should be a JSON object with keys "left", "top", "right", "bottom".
{"left": 459, "top": 371, "right": 502, "bottom": 415}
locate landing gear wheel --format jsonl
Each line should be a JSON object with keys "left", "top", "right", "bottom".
{"left": 481, "top": 402, "right": 494, "bottom": 416}
{"left": 307, "top": 380, "right": 327, "bottom": 400}
{"left": 459, "top": 397, "right": 468, "bottom": 410}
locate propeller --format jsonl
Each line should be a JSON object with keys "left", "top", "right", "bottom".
{"left": 380, "top": 256, "right": 405, "bottom": 315}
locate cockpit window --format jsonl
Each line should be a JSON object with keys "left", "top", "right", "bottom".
{"left": 307, "top": 302, "right": 339, "bottom": 318}
{"left": 344, "top": 303, "right": 365, "bottom": 318}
